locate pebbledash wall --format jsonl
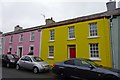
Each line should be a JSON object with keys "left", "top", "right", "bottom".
{"left": 3, "top": 26, "right": 41, "bottom": 57}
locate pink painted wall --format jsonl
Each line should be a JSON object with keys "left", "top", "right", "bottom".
{"left": 4, "top": 30, "right": 41, "bottom": 57}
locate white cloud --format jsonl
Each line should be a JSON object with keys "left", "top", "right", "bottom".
{"left": 1, "top": 0, "right": 120, "bottom": 33}
{"left": 0, "top": 0, "right": 112, "bottom": 2}
{"left": 0, "top": 1, "right": 2, "bottom": 32}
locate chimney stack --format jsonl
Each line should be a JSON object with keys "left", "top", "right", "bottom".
{"left": 45, "top": 17, "right": 55, "bottom": 25}
{"left": 106, "top": 0, "right": 116, "bottom": 11}
{"left": 14, "top": 25, "right": 23, "bottom": 31}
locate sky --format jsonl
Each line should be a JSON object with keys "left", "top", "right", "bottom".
{"left": 0, "top": 0, "right": 120, "bottom": 33}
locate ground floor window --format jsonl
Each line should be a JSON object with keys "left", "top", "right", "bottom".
{"left": 89, "top": 43, "right": 99, "bottom": 59}
{"left": 8, "top": 46, "right": 12, "bottom": 54}
{"left": 48, "top": 46, "right": 54, "bottom": 58}
{"left": 29, "top": 45, "right": 34, "bottom": 52}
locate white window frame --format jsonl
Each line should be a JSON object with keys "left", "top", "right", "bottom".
{"left": 19, "top": 34, "right": 23, "bottom": 42}
{"left": 9, "top": 36, "right": 13, "bottom": 43}
{"left": 89, "top": 43, "right": 101, "bottom": 60}
{"left": 48, "top": 46, "right": 54, "bottom": 58}
{"left": 89, "top": 23, "right": 98, "bottom": 38}
{"left": 30, "top": 32, "right": 35, "bottom": 41}
{"left": 68, "top": 26, "right": 75, "bottom": 40}
{"left": 50, "top": 30, "right": 54, "bottom": 41}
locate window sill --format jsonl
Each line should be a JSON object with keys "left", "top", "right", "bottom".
{"left": 89, "top": 58, "right": 101, "bottom": 61}
{"left": 49, "top": 40, "right": 55, "bottom": 42}
{"left": 9, "top": 42, "right": 12, "bottom": 44}
{"left": 88, "top": 36, "right": 100, "bottom": 39}
{"left": 47, "top": 57, "right": 54, "bottom": 59}
{"left": 68, "top": 38, "right": 76, "bottom": 41}
{"left": 29, "top": 40, "right": 34, "bottom": 42}
{"left": 19, "top": 41, "right": 23, "bottom": 43}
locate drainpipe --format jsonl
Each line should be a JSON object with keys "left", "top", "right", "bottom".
{"left": 109, "top": 15, "right": 115, "bottom": 68}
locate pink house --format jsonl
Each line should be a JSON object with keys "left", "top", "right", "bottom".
{"left": 3, "top": 25, "right": 42, "bottom": 57}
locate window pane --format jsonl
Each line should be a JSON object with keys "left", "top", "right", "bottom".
{"left": 69, "top": 26, "right": 75, "bottom": 38}
{"left": 49, "top": 46, "right": 54, "bottom": 57}
{"left": 10, "top": 36, "right": 13, "bottom": 43}
{"left": 50, "top": 30, "right": 54, "bottom": 40}
{"left": 20, "top": 34, "right": 23, "bottom": 41}
{"left": 89, "top": 23, "right": 98, "bottom": 36}
{"left": 30, "top": 32, "right": 35, "bottom": 41}
{"left": 89, "top": 43, "right": 99, "bottom": 58}
{"left": 64, "top": 60, "right": 74, "bottom": 65}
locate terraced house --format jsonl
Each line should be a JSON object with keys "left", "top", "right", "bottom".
{"left": 2, "top": 1, "right": 120, "bottom": 69}
{"left": 3, "top": 25, "right": 42, "bottom": 57}
{"left": 110, "top": 10, "right": 120, "bottom": 70}
{"left": 40, "top": 13, "right": 112, "bottom": 67}
{"left": 40, "top": 4, "right": 120, "bottom": 68}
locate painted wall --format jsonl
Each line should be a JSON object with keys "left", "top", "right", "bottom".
{"left": 111, "top": 15, "right": 120, "bottom": 70}
{"left": 110, "top": 16, "right": 119, "bottom": 69}
{"left": 41, "top": 18, "right": 112, "bottom": 67}
{"left": 4, "top": 30, "right": 41, "bottom": 56}
{"left": 118, "top": 16, "right": 120, "bottom": 70}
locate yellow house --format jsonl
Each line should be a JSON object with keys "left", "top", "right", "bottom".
{"left": 40, "top": 13, "right": 112, "bottom": 67}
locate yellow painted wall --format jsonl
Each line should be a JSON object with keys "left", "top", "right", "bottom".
{"left": 41, "top": 18, "right": 112, "bottom": 67}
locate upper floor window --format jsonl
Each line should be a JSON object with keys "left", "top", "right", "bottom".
{"left": 30, "top": 32, "right": 35, "bottom": 41}
{"left": 19, "top": 34, "right": 23, "bottom": 42}
{"left": 50, "top": 30, "right": 54, "bottom": 41}
{"left": 89, "top": 43, "right": 99, "bottom": 59}
{"left": 89, "top": 23, "right": 98, "bottom": 37}
{"left": 9, "top": 36, "right": 13, "bottom": 43}
{"left": 48, "top": 46, "right": 54, "bottom": 58}
{"left": 68, "top": 26, "right": 75, "bottom": 39}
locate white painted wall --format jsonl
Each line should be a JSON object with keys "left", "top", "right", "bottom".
{"left": 118, "top": 1, "right": 120, "bottom": 8}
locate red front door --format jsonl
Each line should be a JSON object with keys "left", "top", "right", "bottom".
{"left": 69, "top": 47, "right": 76, "bottom": 58}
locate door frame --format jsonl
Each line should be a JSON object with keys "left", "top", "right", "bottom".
{"left": 68, "top": 45, "right": 76, "bottom": 59}
{"left": 17, "top": 46, "right": 23, "bottom": 57}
